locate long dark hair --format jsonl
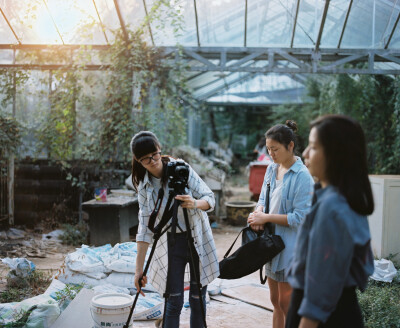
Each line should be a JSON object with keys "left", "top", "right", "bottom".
{"left": 265, "top": 120, "right": 298, "bottom": 151}
{"left": 310, "top": 115, "right": 374, "bottom": 215}
{"left": 130, "top": 131, "right": 169, "bottom": 191}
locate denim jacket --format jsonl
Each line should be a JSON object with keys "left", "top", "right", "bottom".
{"left": 287, "top": 185, "right": 374, "bottom": 323}
{"left": 257, "top": 157, "right": 314, "bottom": 273}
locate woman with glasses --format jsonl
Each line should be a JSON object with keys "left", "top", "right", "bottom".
{"left": 130, "top": 131, "right": 219, "bottom": 328}
{"left": 286, "top": 115, "right": 374, "bottom": 328}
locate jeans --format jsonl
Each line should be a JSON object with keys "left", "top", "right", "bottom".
{"left": 164, "top": 232, "right": 207, "bottom": 328}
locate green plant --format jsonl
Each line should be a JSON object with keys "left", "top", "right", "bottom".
{"left": 0, "top": 68, "right": 29, "bottom": 109}
{"left": 0, "top": 68, "right": 28, "bottom": 166}
{"left": 270, "top": 74, "right": 400, "bottom": 174}
{"left": 0, "top": 287, "right": 27, "bottom": 303}
{"left": 0, "top": 306, "right": 38, "bottom": 328}
{"left": 0, "top": 270, "right": 52, "bottom": 303}
{"left": 35, "top": 70, "right": 81, "bottom": 161}
{"left": 0, "top": 114, "right": 22, "bottom": 167}
{"left": 0, "top": 1, "right": 192, "bottom": 180}
{"left": 358, "top": 279, "right": 400, "bottom": 328}
{"left": 0, "top": 269, "right": 53, "bottom": 327}
{"left": 205, "top": 106, "right": 275, "bottom": 157}
{"left": 59, "top": 222, "right": 88, "bottom": 246}
{"left": 54, "top": 283, "right": 84, "bottom": 310}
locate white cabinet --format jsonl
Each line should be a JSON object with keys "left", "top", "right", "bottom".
{"left": 368, "top": 175, "right": 400, "bottom": 262}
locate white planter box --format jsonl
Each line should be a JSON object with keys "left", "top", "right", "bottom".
{"left": 368, "top": 175, "right": 400, "bottom": 262}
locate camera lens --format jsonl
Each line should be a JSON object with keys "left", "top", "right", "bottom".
{"left": 176, "top": 166, "right": 187, "bottom": 178}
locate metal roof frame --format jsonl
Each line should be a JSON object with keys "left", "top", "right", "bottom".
{"left": 142, "top": 0, "right": 155, "bottom": 46}
{"left": 197, "top": 72, "right": 256, "bottom": 101}
{"left": 113, "top": 0, "right": 129, "bottom": 43}
{"left": 193, "top": 0, "right": 200, "bottom": 47}
{"left": 291, "top": 0, "right": 301, "bottom": 48}
{"left": 42, "top": 0, "right": 64, "bottom": 44}
{"left": 168, "top": 47, "right": 400, "bottom": 75}
{"left": 338, "top": 0, "right": 353, "bottom": 48}
{"left": 92, "top": 0, "right": 109, "bottom": 44}
{"left": 0, "top": 7, "right": 21, "bottom": 44}
{"left": 244, "top": 0, "right": 248, "bottom": 47}
{"left": 315, "top": 0, "right": 330, "bottom": 51}
{"left": 1, "top": 46, "right": 400, "bottom": 75}
{"left": 385, "top": 11, "right": 400, "bottom": 48}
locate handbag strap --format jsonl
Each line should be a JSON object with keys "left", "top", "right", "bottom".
{"left": 264, "top": 183, "right": 270, "bottom": 214}
{"left": 223, "top": 227, "right": 247, "bottom": 259}
{"left": 264, "top": 182, "right": 272, "bottom": 233}
{"left": 259, "top": 267, "right": 267, "bottom": 285}
{"left": 260, "top": 182, "right": 271, "bottom": 285}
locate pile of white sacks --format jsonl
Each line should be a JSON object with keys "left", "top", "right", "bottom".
{"left": 0, "top": 242, "right": 164, "bottom": 327}
{"left": 57, "top": 243, "right": 144, "bottom": 288}
{"left": 56, "top": 242, "right": 163, "bottom": 320}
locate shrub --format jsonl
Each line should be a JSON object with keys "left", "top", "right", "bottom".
{"left": 358, "top": 278, "right": 400, "bottom": 328}
{"left": 59, "top": 222, "right": 88, "bottom": 246}
{"left": 0, "top": 270, "right": 52, "bottom": 303}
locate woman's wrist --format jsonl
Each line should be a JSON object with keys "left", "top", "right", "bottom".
{"left": 299, "top": 317, "right": 319, "bottom": 328}
{"left": 194, "top": 199, "right": 197, "bottom": 209}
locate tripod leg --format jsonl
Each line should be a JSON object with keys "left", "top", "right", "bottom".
{"left": 182, "top": 208, "right": 208, "bottom": 328}
{"left": 123, "top": 233, "right": 161, "bottom": 328}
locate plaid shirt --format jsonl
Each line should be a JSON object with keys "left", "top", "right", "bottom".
{"left": 136, "top": 158, "right": 220, "bottom": 294}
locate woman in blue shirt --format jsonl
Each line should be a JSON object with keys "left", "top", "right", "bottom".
{"left": 286, "top": 115, "right": 374, "bottom": 328}
{"left": 248, "top": 120, "right": 314, "bottom": 328}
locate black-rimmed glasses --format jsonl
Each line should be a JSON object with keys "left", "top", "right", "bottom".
{"left": 139, "top": 152, "right": 161, "bottom": 165}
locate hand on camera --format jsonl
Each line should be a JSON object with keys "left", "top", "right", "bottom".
{"left": 134, "top": 271, "right": 147, "bottom": 297}
{"left": 175, "top": 195, "right": 197, "bottom": 209}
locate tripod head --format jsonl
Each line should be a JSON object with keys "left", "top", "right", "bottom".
{"left": 149, "top": 160, "right": 190, "bottom": 237}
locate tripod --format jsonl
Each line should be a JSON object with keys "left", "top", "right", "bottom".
{"left": 123, "top": 187, "right": 207, "bottom": 328}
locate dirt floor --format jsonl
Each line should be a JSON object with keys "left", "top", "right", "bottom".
{"left": 0, "top": 179, "right": 274, "bottom": 327}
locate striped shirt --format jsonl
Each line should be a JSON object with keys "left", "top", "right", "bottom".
{"left": 136, "top": 158, "right": 220, "bottom": 294}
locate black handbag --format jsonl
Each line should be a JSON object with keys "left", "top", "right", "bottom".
{"left": 218, "top": 183, "right": 285, "bottom": 283}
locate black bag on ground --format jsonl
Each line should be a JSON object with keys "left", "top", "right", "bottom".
{"left": 218, "top": 183, "right": 285, "bottom": 281}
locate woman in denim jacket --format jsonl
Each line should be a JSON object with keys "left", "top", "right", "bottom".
{"left": 248, "top": 120, "right": 314, "bottom": 328}
{"left": 286, "top": 115, "right": 374, "bottom": 328}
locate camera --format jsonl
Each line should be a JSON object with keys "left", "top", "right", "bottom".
{"left": 166, "top": 160, "right": 190, "bottom": 194}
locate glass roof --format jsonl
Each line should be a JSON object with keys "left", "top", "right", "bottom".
{"left": 206, "top": 74, "right": 306, "bottom": 105}
{"left": 1, "top": 0, "right": 399, "bottom": 105}
{"left": 0, "top": 0, "right": 399, "bottom": 49}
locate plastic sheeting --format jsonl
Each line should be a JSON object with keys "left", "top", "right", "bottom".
{"left": 371, "top": 259, "right": 398, "bottom": 283}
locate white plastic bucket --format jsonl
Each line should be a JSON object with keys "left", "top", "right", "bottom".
{"left": 90, "top": 293, "right": 134, "bottom": 328}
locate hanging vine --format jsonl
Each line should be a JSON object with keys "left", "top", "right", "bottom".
{"left": 36, "top": 70, "right": 82, "bottom": 162}
{"left": 0, "top": 69, "right": 28, "bottom": 165}
{"left": 92, "top": 0, "right": 191, "bottom": 163}
{"left": 0, "top": 0, "right": 193, "bottom": 167}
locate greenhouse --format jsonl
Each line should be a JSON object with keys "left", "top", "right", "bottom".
{"left": 0, "top": 1, "right": 400, "bottom": 327}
